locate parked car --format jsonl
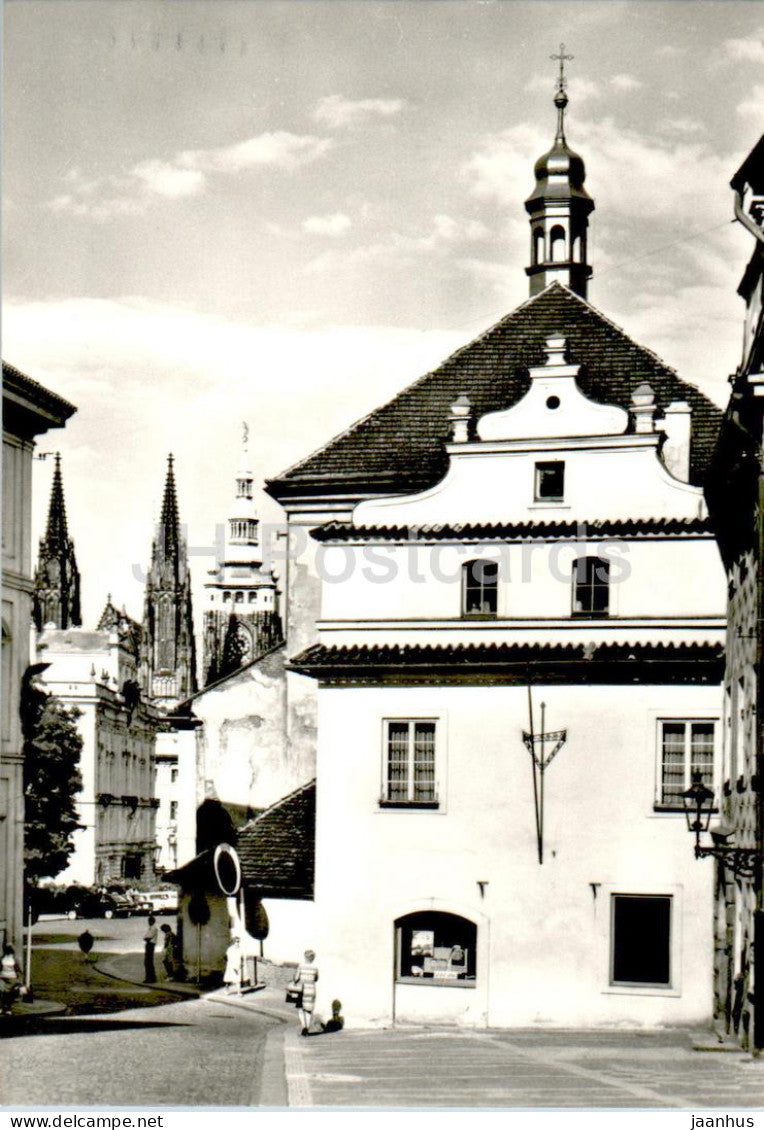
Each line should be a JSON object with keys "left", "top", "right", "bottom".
{"left": 63, "top": 886, "right": 123, "bottom": 920}
{"left": 145, "top": 889, "right": 179, "bottom": 915}
{"left": 126, "top": 891, "right": 153, "bottom": 915}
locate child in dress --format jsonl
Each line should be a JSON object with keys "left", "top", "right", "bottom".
{"left": 295, "top": 949, "right": 318, "bottom": 1035}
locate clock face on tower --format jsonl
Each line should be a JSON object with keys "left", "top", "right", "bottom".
{"left": 236, "top": 623, "right": 254, "bottom": 663}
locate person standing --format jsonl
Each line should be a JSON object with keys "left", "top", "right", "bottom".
{"left": 1, "top": 944, "right": 23, "bottom": 1015}
{"left": 143, "top": 916, "right": 158, "bottom": 983}
{"left": 295, "top": 949, "right": 318, "bottom": 1036}
{"left": 160, "top": 923, "right": 176, "bottom": 980}
{"left": 223, "top": 936, "right": 241, "bottom": 994}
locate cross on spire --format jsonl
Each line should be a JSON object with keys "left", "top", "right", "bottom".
{"left": 551, "top": 43, "right": 574, "bottom": 94}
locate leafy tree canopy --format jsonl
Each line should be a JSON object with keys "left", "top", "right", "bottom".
{"left": 22, "top": 674, "right": 83, "bottom": 885}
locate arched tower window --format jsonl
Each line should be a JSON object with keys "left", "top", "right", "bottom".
{"left": 550, "top": 225, "right": 567, "bottom": 262}
{"left": 572, "top": 234, "right": 582, "bottom": 262}
{"left": 533, "top": 228, "right": 544, "bottom": 265}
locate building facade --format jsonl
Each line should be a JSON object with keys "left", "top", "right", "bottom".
{"left": 37, "top": 625, "right": 159, "bottom": 886}
{"left": 2, "top": 362, "right": 76, "bottom": 951}
{"left": 276, "top": 82, "right": 727, "bottom": 1028}
{"left": 203, "top": 426, "right": 283, "bottom": 687}
{"left": 139, "top": 456, "right": 197, "bottom": 711}
{"left": 705, "top": 134, "right": 764, "bottom": 1050}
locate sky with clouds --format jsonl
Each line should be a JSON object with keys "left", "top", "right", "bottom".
{"left": 3, "top": 0, "right": 763, "bottom": 630}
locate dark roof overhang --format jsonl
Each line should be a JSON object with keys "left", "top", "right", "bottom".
{"left": 288, "top": 642, "right": 724, "bottom": 688}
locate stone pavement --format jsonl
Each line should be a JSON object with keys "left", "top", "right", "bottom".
{"left": 10, "top": 941, "right": 764, "bottom": 1110}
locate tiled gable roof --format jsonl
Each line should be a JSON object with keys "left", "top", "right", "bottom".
{"left": 267, "top": 283, "right": 721, "bottom": 499}
{"left": 237, "top": 780, "right": 315, "bottom": 900}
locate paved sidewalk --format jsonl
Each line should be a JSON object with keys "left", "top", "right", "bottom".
{"left": 200, "top": 984, "right": 764, "bottom": 1109}
{"left": 282, "top": 1026, "right": 764, "bottom": 1109}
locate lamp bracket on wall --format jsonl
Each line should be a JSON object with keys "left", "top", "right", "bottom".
{"left": 523, "top": 687, "right": 567, "bottom": 865}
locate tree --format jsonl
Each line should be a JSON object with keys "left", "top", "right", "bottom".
{"left": 21, "top": 672, "right": 83, "bottom": 885}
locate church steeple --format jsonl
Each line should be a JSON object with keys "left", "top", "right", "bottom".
{"left": 202, "top": 424, "right": 283, "bottom": 686}
{"left": 525, "top": 44, "right": 594, "bottom": 299}
{"left": 138, "top": 455, "right": 197, "bottom": 709}
{"left": 33, "top": 453, "right": 81, "bottom": 630}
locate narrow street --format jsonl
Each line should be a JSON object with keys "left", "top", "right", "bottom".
{"left": 1, "top": 996, "right": 284, "bottom": 1107}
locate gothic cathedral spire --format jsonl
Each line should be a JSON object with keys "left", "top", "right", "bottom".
{"left": 139, "top": 455, "right": 197, "bottom": 709}
{"left": 525, "top": 44, "right": 594, "bottom": 299}
{"left": 33, "top": 453, "right": 81, "bottom": 631}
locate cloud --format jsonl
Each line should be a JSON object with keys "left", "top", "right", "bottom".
{"left": 178, "top": 132, "right": 333, "bottom": 173}
{"left": 656, "top": 45, "right": 687, "bottom": 58}
{"left": 46, "top": 132, "right": 333, "bottom": 220}
{"left": 302, "top": 212, "right": 352, "bottom": 236}
{"left": 132, "top": 160, "right": 206, "bottom": 199}
{"left": 610, "top": 74, "right": 642, "bottom": 92}
{"left": 657, "top": 118, "right": 705, "bottom": 136}
{"left": 4, "top": 295, "right": 464, "bottom": 623}
{"left": 312, "top": 94, "right": 406, "bottom": 129}
{"left": 737, "top": 84, "right": 764, "bottom": 119}
{"left": 724, "top": 31, "right": 764, "bottom": 64}
{"left": 464, "top": 117, "right": 737, "bottom": 229}
{"left": 303, "top": 213, "right": 490, "bottom": 275}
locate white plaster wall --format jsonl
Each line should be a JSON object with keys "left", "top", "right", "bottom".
{"left": 354, "top": 441, "right": 707, "bottom": 528}
{"left": 193, "top": 648, "right": 288, "bottom": 811}
{"left": 319, "top": 539, "right": 726, "bottom": 629}
{"left": 260, "top": 898, "right": 316, "bottom": 965}
{"left": 313, "top": 683, "right": 718, "bottom": 1029}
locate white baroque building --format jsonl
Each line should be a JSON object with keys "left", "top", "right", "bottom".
{"left": 279, "top": 80, "right": 728, "bottom": 1029}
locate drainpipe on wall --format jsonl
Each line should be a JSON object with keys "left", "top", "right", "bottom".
{"left": 755, "top": 419, "right": 764, "bottom": 1051}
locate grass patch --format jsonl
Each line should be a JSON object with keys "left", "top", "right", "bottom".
{"left": 29, "top": 948, "right": 183, "bottom": 1016}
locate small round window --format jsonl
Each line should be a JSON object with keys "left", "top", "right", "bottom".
{"left": 546, "top": 395, "right": 560, "bottom": 410}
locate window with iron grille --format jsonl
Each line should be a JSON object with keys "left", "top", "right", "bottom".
{"left": 382, "top": 720, "right": 437, "bottom": 807}
{"left": 658, "top": 720, "right": 715, "bottom": 808}
{"left": 462, "top": 560, "right": 498, "bottom": 617}
{"left": 572, "top": 556, "right": 610, "bottom": 617}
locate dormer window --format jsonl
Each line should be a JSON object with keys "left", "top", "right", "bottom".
{"left": 572, "top": 556, "right": 610, "bottom": 618}
{"left": 535, "top": 461, "right": 565, "bottom": 502}
{"left": 462, "top": 560, "right": 498, "bottom": 617}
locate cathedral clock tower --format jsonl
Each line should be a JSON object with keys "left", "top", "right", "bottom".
{"left": 203, "top": 425, "right": 283, "bottom": 686}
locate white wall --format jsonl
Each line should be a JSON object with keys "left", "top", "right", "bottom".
{"left": 313, "top": 682, "right": 718, "bottom": 1029}
{"left": 318, "top": 538, "right": 725, "bottom": 633}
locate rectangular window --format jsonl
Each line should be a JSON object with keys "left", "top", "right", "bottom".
{"left": 462, "top": 560, "right": 498, "bottom": 617}
{"left": 170, "top": 768, "right": 178, "bottom": 784}
{"left": 382, "top": 721, "right": 437, "bottom": 807}
{"left": 572, "top": 556, "right": 610, "bottom": 617}
{"left": 611, "top": 894, "right": 672, "bottom": 987}
{"left": 659, "top": 720, "right": 715, "bottom": 807}
{"left": 169, "top": 800, "right": 178, "bottom": 820}
{"left": 535, "top": 460, "right": 565, "bottom": 502}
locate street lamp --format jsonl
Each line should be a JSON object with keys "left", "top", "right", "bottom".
{"left": 682, "top": 771, "right": 762, "bottom": 879}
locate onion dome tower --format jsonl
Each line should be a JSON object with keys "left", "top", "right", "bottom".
{"left": 202, "top": 424, "right": 283, "bottom": 686}
{"left": 139, "top": 455, "right": 197, "bottom": 709}
{"left": 33, "top": 453, "right": 81, "bottom": 631}
{"left": 525, "top": 44, "right": 594, "bottom": 299}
